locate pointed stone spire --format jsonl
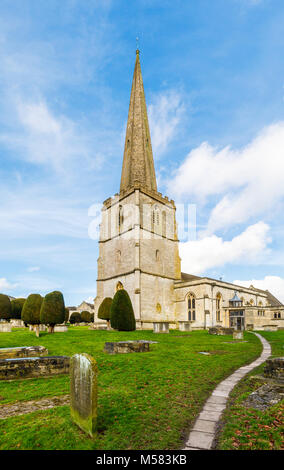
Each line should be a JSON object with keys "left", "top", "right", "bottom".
{"left": 120, "top": 50, "right": 157, "bottom": 193}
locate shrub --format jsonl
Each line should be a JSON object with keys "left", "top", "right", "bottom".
{"left": 21, "top": 294, "right": 43, "bottom": 336}
{"left": 40, "top": 291, "right": 65, "bottom": 333}
{"left": 11, "top": 298, "right": 26, "bottom": 320}
{"left": 0, "top": 294, "right": 12, "bottom": 322}
{"left": 81, "top": 310, "right": 92, "bottom": 323}
{"left": 98, "top": 297, "right": 112, "bottom": 329}
{"left": 64, "top": 307, "right": 70, "bottom": 323}
{"left": 110, "top": 289, "right": 136, "bottom": 331}
{"left": 69, "top": 312, "right": 81, "bottom": 324}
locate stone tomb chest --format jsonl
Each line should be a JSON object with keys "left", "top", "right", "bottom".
{"left": 0, "top": 346, "right": 48, "bottom": 359}
{"left": 104, "top": 340, "right": 156, "bottom": 354}
{"left": 153, "top": 322, "right": 170, "bottom": 334}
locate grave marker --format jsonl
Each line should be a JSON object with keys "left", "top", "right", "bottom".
{"left": 70, "top": 353, "right": 98, "bottom": 437}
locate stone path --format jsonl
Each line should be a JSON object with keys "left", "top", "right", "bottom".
{"left": 183, "top": 332, "right": 271, "bottom": 450}
{"left": 0, "top": 395, "right": 69, "bottom": 419}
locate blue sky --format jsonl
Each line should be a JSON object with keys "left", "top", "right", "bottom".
{"left": 1, "top": 0, "right": 284, "bottom": 306}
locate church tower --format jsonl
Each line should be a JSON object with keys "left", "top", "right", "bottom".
{"left": 94, "top": 50, "right": 181, "bottom": 327}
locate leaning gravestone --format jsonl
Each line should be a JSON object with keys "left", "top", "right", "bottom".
{"left": 70, "top": 353, "right": 98, "bottom": 437}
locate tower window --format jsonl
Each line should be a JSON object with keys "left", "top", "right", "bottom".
{"left": 118, "top": 205, "right": 123, "bottom": 228}
{"left": 152, "top": 205, "right": 160, "bottom": 226}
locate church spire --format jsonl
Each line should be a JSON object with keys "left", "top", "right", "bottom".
{"left": 120, "top": 50, "right": 157, "bottom": 193}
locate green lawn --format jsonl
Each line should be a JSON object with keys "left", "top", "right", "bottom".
{"left": 216, "top": 330, "right": 284, "bottom": 450}
{"left": 0, "top": 327, "right": 263, "bottom": 450}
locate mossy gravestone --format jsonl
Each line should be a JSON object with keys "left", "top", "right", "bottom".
{"left": 70, "top": 353, "right": 98, "bottom": 437}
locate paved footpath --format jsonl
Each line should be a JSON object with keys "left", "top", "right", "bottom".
{"left": 183, "top": 332, "right": 271, "bottom": 450}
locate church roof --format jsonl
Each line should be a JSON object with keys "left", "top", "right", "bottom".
{"left": 120, "top": 50, "right": 157, "bottom": 193}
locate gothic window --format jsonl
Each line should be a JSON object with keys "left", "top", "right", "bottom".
{"left": 188, "top": 294, "right": 196, "bottom": 321}
{"left": 216, "top": 293, "right": 222, "bottom": 322}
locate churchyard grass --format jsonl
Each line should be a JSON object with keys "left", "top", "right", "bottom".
{"left": 0, "top": 327, "right": 263, "bottom": 450}
{"left": 216, "top": 330, "right": 284, "bottom": 450}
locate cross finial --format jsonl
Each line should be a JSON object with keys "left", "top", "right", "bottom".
{"left": 136, "top": 36, "right": 140, "bottom": 54}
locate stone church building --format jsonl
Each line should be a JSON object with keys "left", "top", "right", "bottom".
{"left": 94, "top": 50, "right": 284, "bottom": 331}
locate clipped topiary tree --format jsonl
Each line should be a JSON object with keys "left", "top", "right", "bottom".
{"left": 81, "top": 310, "right": 92, "bottom": 323}
{"left": 64, "top": 307, "right": 70, "bottom": 323}
{"left": 21, "top": 294, "right": 43, "bottom": 337}
{"left": 0, "top": 294, "right": 12, "bottom": 323}
{"left": 40, "top": 291, "right": 65, "bottom": 333}
{"left": 69, "top": 312, "right": 81, "bottom": 324}
{"left": 11, "top": 298, "right": 26, "bottom": 320}
{"left": 110, "top": 289, "right": 136, "bottom": 331}
{"left": 98, "top": 297, "right": 112, "bottom": 330}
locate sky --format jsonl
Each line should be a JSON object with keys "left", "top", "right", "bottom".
{"left": 1, "top": 0, "right": 284, "bottom": 306}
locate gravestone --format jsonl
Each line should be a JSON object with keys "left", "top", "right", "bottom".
{"left": 70, "top": 353, "right": 98, "bottom": 437}
{"left": 233, "top": 331, "right": 244, "bottom": 340}
{"left": 10, "top": 320, "right": 25, "bottom": 328}
{"left": 0, "top": 323, "right": 12, "bottom": 333}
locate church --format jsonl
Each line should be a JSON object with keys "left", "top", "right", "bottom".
{"left": 93, "top": 50, "right": 284, "bottom": 332}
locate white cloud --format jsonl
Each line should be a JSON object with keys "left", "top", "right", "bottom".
{"left": 0, "top": 278, "right": 17, "bottom": 291}
{"left": 27, "top": 267, "right": 40, "bottom": 272}
{"left": 180, "top": 221, "right": 271, "bottom": 275}
{"left": 168, "top": 122, "right": 284, "bottom": 233}
{"left": 0, "top": 99, "right": 95, "bottom": 173}
{"left": 148, "top": 90, "right": 185, "bottom": 157}
{"left": 233, "top": 276, "right": 284, "bottom": 304}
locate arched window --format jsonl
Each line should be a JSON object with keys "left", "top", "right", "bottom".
{"left": 187, "top": 293, "right": 196, "bottom": 321}
{"left": 278, "top": 312, "right": 281, "bottom": 319}
{"left": 216, "top": 293, "right": 222, "bottom": 322}
{"left": 155, "top": 249, "right": 160, "bottom": 261}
